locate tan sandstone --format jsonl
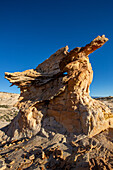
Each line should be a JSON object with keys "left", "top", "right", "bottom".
{"left": 3, "top": 35, "right": 113, "bottom": 140}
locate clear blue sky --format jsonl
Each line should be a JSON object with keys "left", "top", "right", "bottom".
{"left": 0, "top": 0, "right": 113, "bottom": 96}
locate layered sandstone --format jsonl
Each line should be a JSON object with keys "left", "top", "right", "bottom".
{"left": 3, "top": 35, "right": 113, "bottom": 140}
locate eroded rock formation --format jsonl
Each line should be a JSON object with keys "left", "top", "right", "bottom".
{"left": 3, "top": 35, "right": 113, "bottom": 140}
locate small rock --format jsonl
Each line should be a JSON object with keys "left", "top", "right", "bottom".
{"left": 42, "top": 151, "right": 46, "bottom": 159}
{"left": 41, "top": 128, "right": 49, "bottom": 138}
{"left": 0, "top": 159, "right": 6, "bottom": 170}
{"left": 10, "top": 160, "right": 15, "bottom": 164}
{"left": 29, "top": 154, "right": 35, "bottom": 160}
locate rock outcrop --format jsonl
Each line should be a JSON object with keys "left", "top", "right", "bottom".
{"left": 0, "top": 35, "right": 113, "bottom": 170}
{"left": 3, "top": 35, "right": 113, "bottom": 141}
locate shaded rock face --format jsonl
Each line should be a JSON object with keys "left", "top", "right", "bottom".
{"left": 4, "top": 35, "right": 113, "bottom": 140}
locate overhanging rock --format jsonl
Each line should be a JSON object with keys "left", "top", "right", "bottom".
{"left": 4, "top": 35, "right": 113, "bottom": 140}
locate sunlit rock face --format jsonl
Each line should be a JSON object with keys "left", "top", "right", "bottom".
{"left": 4, "top": 35, "right": 113, "bottom": 140}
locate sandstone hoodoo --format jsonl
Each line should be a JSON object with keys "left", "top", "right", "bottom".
{"left": 4, "top": 35, "right": 113, "bottom": 140}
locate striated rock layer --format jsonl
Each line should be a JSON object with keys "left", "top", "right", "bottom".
{"left": 3, "top": 35, "right": 113, "bottom": 140}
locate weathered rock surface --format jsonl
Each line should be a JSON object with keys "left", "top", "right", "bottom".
{"left": 2, "top": 35, "right": 113, "bottom": 140}
{"left": 0, "top": 35, "right": 113, "bottom": 169}
{"left": 0, "top": 126, "right": 113, "bottom": 169}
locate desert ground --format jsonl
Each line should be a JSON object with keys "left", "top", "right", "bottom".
{"left": 0, "top": 92, "right": 19, "bottom": 129}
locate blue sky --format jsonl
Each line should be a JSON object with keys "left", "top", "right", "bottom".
{"left": 0, "top": 0, "right": 113, "bottom": 96}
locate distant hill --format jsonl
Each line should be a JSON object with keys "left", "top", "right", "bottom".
{"left": 0, "top": 92, "right": 19, "bottom": 128}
